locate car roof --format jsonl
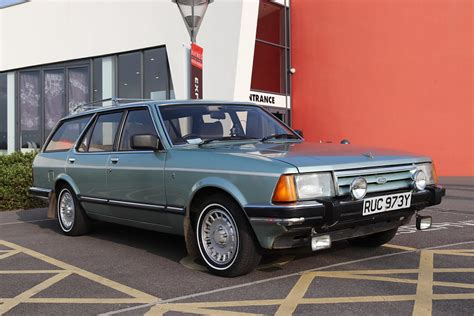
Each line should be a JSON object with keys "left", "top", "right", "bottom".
{"left": 62, "top": 100, "right": 260, "bottom": 121}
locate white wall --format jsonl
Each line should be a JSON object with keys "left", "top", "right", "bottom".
{"left": 0, "top": 0, "right": 260, "bottom": 101}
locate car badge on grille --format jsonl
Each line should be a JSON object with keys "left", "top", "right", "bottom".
{"left": 363, "top": 152, "right": 375, "bottom": 159}
{"left": 376, "top": 177, "right": 387, "bottom": 184}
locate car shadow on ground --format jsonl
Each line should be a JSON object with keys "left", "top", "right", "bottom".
{"left": 15, "top": 210, "right": 187, "bottom": 263}
{"left": 14, "top": 208, "right": 346, "bottom": 271}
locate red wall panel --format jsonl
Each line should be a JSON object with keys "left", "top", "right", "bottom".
{"left": 291, "top": 0, "right": 473, "bottom": 176}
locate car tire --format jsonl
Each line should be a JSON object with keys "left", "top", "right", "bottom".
{"left": 56, "top": 185, "right": 91, "bottom": 236}
{"left": 347, "top": 227, "right": 398, "bottom": 247}
{"left": 195, "top": 194, "right": 261, "bottom": 277}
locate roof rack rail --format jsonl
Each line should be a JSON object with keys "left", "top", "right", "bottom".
{"left": 71, "top": 98, "right": 152, "bottom": 113}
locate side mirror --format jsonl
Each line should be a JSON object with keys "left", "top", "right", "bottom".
{"left": 294, "top": 129, "right": 304, "bottom": 137}
{"left": 131, "top": 134, "right": 160, "bottom": 150}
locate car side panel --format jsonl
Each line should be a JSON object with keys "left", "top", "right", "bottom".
{"left": 164, "top": 148, "right": 297, "bottom": 214}
{"left": 32, "top": 152, "right": 68, "bottom": 191}
{"left": 65, "top": 152, "right": 110, "bottom": 216}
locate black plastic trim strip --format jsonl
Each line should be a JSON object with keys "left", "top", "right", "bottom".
{"left": 78, "top": 195, "right": 185, "bottom": 215}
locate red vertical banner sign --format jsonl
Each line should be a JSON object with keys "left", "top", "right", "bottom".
{"left": 190, "top": 43, "right": 203, "bottom": 99}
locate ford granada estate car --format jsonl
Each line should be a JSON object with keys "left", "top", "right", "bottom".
{"left": 29, "top": 100, "right": 445, "bottom": 277}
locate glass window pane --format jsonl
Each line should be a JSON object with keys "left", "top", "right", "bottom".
{"left": 256, "top": 0, "right": 285, "bottom": 45}
{"left": 68, "top": 66, "right": 90, "bottom": 114}
{"left": 44, "top": 115, "right": 91, "bottom": 152}
{"left": 144, "top": 48, "right": 169, "bottom": 100}
{"left": 251, "top": 42, "right": 285, "bottom": 94}
{"left": 89, "top": 112, "right": 123, "bottom": 152}
{"left": 0, "top": 74, "right": 7, "bottom": 150}
{"left": 44, "top": 69, "right": 65, "bottom": 137}
{"left": 159, "top": 105, "right": 294, "bottom": 145}
{"left": 119, "top": 109, "right": 157, "bottom": 151}
{"left": 92, "top": 58, "right": 103, "bottom": 101}
{"left": 20, "top": 71, "right": 42, "bottom": 149}
{"left": 118, "top": 52, "right": 142, "bottom": 99}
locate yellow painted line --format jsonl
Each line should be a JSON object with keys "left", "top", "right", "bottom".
{"left": 413, "top": 250, "right": 434, "bottom": 315}
{"left": 317, "top": 273, "right": 418, "bottom": 285}
{"left": 309, "top": 269, "right": 420, "bottom": 276}
{"left": 147, "top": 304, "right": 261, "bottom": 316}
{"left": 275, "top": 273, "right": 314, "bottom": 316}
{"left": 300, "top": 295, "right": 417, "bottom": 304}
{"left": 433, "top": 249, "right": 474, "bottom": 254}
{"left": 0, "top": 270, "right": 64, "bottom": 274}
{"left": 0, "top": 272, "right": 71, "bottom": 314}
{"left": 433, "top": 281, "right": 474, "bottom": 290}
{"left": 149, "top": 299, "right": 283, "bottom": 308}
{"left": 0, "top": 240, "right": 157, "bottom": 301}
{"left": 433, "top": 252, "right": 474, "bottom": 257}
{"left": 434, "top": 268, "right": 474, "bottom": 273}
{"left": 384, "top": 244, "right": 418, "bottom": 251}
{"left": 0, "top": 250, "right": 20, "bottom": 260}
{"left": 432, "top": 293, "right": 474, "bottom": 300}
{"left": 24, "top": 298, "right": 156, "bottom": 304}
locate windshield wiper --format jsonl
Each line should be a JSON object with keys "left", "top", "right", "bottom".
{"left": 199, "top": 136, "right": 258, "bottom": 146}
{"left": 260, "top": 133, "right": 300, "bottom": 142}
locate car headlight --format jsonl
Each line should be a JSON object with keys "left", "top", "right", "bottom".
{"left": 295, "top": 173, "right": 335, "bottom": 200}
{"left": 272, "top": 173, "right": 335, "bottom": 203}
{"left": 412, "top": 170, "right": 427, "bottom": 191}
{"left": 415, "top": 163, "right": 438, "bottom": 185}
{"left": 350, "top": 177, "right": 368, "bottom": 200}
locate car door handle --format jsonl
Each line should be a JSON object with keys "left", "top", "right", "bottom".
{"left": 110, "top": 157, "right": 119, "bottom": 164}
{"left": 68, "top": 158, "right": 75, "bottom": 164}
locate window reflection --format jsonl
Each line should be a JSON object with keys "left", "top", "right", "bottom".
{"left": 144, "top": 48, "right": 169, "bottom": 100}
{"left": 118, "top": 52, "right": 142, "bottom": 99}
{"left": 93, "top": 58, "right": 103, "bottom": 101}
{"left": 68, "top": 67, "right": 90, "bottom": 114}
{"left": 44, "top": 69, "right": 65, "bottom": 136}
{"left": 0, "top": 74, "right": 7, "bottom": 150}
{"left": 20, "top": 71, "right": 42, "bottom": 149}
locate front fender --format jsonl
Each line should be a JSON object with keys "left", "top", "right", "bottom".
{"left": 187, "top": 177, "right": 248, "bottom": 213}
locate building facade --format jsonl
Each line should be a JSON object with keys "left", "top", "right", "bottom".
{"left": 1, "top": 0, "right": 472, "bottom": 176}
{"left": 0, "top": 0, "right": 291, "bottom": 151}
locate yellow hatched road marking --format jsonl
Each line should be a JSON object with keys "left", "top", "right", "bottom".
{"left": 144, "top": 248, "right": 474, "bottom": 315}
{"left": 275, "top": 273, "right": 314, "bottom": 315}
{"left": 0, "top": 272, "right": 71, "bottom": 314}
{"left": 0, "top": 250, "right": 20, "bottom": 260}
{"left": 0, "top": 240, "right": 158, "bottom": 314}
{"left": 384, "top": 244, "right": 418, "bottom": 251}
{"left": 0, "top": 270, "right": 65, "bottom": 274}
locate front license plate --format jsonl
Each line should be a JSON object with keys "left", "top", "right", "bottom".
{"left": 362, "top": 192, "right": 412, "bottom": 216}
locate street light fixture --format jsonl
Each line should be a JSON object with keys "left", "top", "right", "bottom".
{"left": 173, "top": 0, "right": 213, "bottom": 43}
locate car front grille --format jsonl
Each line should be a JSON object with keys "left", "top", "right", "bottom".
{"left": 334, "top": 165, "right": 416, "bottom": 196}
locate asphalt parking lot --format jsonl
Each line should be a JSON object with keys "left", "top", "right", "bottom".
{"left": 0, "top": 177, "right": 473, "bottom": 315}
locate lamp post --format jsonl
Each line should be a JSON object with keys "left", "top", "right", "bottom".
{"left": 173, "top": 0, "right": 212, "bottom": 99}
{"left": 173, "top": 0, "right": 213, "bottom": 43}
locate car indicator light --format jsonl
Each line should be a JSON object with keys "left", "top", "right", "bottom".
{"left": 272, "top": 175, "right": 297, "bottom": 203}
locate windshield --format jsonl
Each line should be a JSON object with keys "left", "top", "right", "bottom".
{"left": 158, "top": 104, "right": 298, "bottom": 145}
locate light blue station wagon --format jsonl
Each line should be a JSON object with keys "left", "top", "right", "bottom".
{"left": 29, "top": 100, "right": 445, "bottom": 276}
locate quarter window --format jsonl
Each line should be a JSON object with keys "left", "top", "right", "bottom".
{"left": 119, "top": 109, "right": 157, "bottom": 151}
{"left": 44, "top": 116, "right": 91, "bottom": 152}
{"left": 88, "top": 112, "right": 123, "bottom": 152}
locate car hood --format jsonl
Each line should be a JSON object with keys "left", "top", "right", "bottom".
{"left": 201, "top": 141, "right": 431, "bottom": 173}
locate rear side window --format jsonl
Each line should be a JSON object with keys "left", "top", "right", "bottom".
{"left": 88, "top": 112, "right": 123, "bottom": 152}
{"left": 119, "top": 109, "right": 157, "bottom": 151}
{"left": 44, "top": 116, "right": 91, "bottom": 152}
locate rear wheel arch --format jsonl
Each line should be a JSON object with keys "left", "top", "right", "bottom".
{"left": 54, "top": 174, "right": 80, "bottom": 197}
